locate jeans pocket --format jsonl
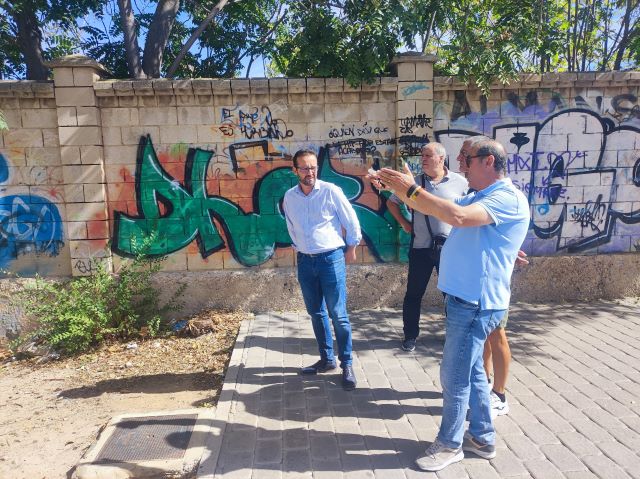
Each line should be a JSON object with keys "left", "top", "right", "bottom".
{"left": 323, "top": 248, "right": 344, "bottom": 264}
{"left": 450, "top": 295, "right": 477, "bottom": 308}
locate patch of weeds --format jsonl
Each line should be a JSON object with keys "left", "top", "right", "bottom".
{"left": 10, "top": 236, "right": 186, "bottom": 356}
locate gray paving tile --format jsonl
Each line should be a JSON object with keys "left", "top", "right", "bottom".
{"left": 581, "top": 454, "right": 632, "bottom": 479}
{"left": 490, "top": 448, "right": 529, "bottom": 476}
{"left": 533, "top": 410, "right": 575, "bottom": 433}
{"left": 522, "top": 422, "right": 562, "bottom": 445}
{"left": 502, "top": 433, "right": 545, "bottom": 461}
{"left": 464, "top": 461, "right": 502, "bottom": 479}
{"left": 201, "top": 302, "right": 640, "bottom": 479}
{"left": 524, "top": 459, "right": 565, "bottom": 479}
{"left": 539, "top": 444, "right": 587, "bottom": 472}
{"left": 556, "top": 431, "right": 601, "bottom": 457}
{"left": 436, "top": 462, "right": 470, "bottom": 478}
{"left": 562, "top": 471, "right": 599, "bottom": 479}
{"left": 255, "top": 438, "right": 283, "bottom": 465}
{"left": 596, "top": 441, "right": 640, "bottom": 476}
{"left": 607, "top": 427, "right": 640, "bottom": 453}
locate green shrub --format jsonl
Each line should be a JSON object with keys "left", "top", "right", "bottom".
{"left": 15, "top": 237, "right": 185, "bottom": 355}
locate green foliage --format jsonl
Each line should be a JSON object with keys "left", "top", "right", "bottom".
{"left": 0, "top": 0, "right": 637, "bottom": 90}
{"left": 272, "top": 0, "right": 400, "bottom": 86}
{"left": 0, "top": 0, "right": 103, "bottom": 79}
{"left": 16, "top": 237, "right": 185, "bottom": 355}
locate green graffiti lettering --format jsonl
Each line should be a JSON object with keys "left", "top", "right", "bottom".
{"left": 113, "top": 136, "right": 406, "bottom": 266}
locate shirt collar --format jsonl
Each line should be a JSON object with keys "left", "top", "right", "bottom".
{"left": 424, "top": 167, "right": 450, "bottom": 183}
{"left": 476, "top": 177, "right": 511, "bottom": 197}
{"left": 296, "top": 179, "right": 321, "bottom": 196}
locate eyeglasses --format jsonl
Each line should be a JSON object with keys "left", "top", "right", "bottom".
{"left": 296, "top": 166, "right": 317, "bottom": 173}
{"left": 464, "top": 154, "right": 487, "bottom": 167}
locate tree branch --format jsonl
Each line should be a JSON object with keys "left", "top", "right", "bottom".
{"left": 117, "top": 0, "right": 144, "bottom": 78}
{"left": 229, "top": 11, "right": 287, "bottom": 75}
{"left": 166, "top": 0, "right": 234, "bottom": 79}
{"left": 142, "top": 0, "right": 181, "bottom": 78}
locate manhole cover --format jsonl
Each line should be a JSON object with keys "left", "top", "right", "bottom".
{"left": 73, "top": 409, "right": 217, "bottom": 479}
{"left": 95, "top": 414, "right": 198, "bottom": 463}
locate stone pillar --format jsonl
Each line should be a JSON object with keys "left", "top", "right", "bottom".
{"left": 391, "top": 53, "right": 437, "bottom": 170}
{"left": 47, "top": 55, "right": 111, "bottom": 276}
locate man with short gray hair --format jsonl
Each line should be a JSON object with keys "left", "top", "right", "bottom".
{"left": 386, "top": 142, "right": 467, "bottom": 352}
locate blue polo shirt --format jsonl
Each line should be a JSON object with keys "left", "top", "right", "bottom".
{"left": 437, "top": 178, "right": 530, "bottom": 310}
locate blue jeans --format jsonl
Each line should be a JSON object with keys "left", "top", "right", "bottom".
{"left": 297, "top": 248, "right": 352, "bottom": 368}
{"left": 438, "top": 294, "right": 505, "bottom": 448}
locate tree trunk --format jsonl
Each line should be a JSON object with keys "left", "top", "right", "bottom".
{"left": 166, "top": 0, "right": 232, "bottom": 79}
{"left": 142, "top": 0, "right": 181, "bottom": 78}
{"left": 117, "top": 0, "right": 144, "bottom": 79}
{"left": 566, "top": 0, "right": 573, "bottom": 71}
{"left": 423, "top": 9, "right": 436, "bottom": 52}
{"left": 13, "top": 8, "right": 48, "bottom": 80}
{"left": 614, "top": 0, "right": 634, "bottom": 70}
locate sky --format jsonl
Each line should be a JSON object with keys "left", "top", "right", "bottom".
{"left": 80, "top": 2, "right": 267, "bottom": 79}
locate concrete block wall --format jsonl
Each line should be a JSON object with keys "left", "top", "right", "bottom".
{"left": 92, "top": 54, "right": 431, "bottom": 274}
{"left": 0, "top": 80, "right": 70, "bottom": 276}
{"left": 0, "top": 54, "right": 639, "bottom": 296}
{"left": 433, "top": 72, "right": 640, "bottom": 256}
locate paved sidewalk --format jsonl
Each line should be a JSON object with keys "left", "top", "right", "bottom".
{"left": 198, "top": 299, "right": 640, "bottom": 478}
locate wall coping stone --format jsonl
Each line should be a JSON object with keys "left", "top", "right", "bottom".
{"left": 249, "top": 78, "right": 269, "bottom": 94}
{"left": 94, "top": 79, "right": 115, "bottom": 96}
{"left": 268, "top": 78, "right": 288, "bottom": 92}
{"left": 391, "top": 52, "right": 438, "bottom": 64}
{"left": 152, "top": 79, "right": 174, "bottom": 95}
{"left": 46, "top": 54, "right": 109, "bottom": 74}
{"left": 211, "top": 79, "right": 232, "bottom": 95}
{"left": 230, "top": 79, "right": 250, "bottom": 94}
{"left": 306, "top": 78, "right": 325, "bottom": 93}
{"left": 191, "top": 79, "right": 213, "bottom": 94}
{"left": 91, "top": 77, "right": 400, "bottom": 97}
{"left": 85, "top": 70, "right": 638, "bottom": 98}
{"left": 380, "top": 76, "right": 398, "bottom": 91}
{"left": 133, "top": 79, "right": 155, "bottom": 95}
{"left": 361, "top": 78, "right": 382, "bottom": 91}
{"left": 113, "top": 81, "right": 134, "bottom": 96}
{"left": 0, "top": 80, "right": 54, "bottom": 98}
{"left": 433, "top": 71, "right": 640, "bottom": 90}
{"left": 325, "top": 78, "right": 344, "bottom": 92}
{"left": 173, "top": 79, "right": 194, "bottom": 95}
{"left": 287, "top": 78, "right": 306, "bottom": 93}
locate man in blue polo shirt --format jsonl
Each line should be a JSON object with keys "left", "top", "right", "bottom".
{"left": 371, "top": 139, "right": 530, "bottom": 471}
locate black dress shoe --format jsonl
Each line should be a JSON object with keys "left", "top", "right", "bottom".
{"left": 342, "top": 365, "right": 357, "bottom": 390}
{"left": 300, "top": 359, "right": 337, "bottom": 375}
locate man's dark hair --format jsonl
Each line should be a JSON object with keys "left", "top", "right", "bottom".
{"left": 292, "top": 149, "right": 317, "bottom": 168}
{"left": 475, "top": 140, "right": 507, "bottom": 173}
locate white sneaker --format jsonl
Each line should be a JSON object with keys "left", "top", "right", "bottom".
{"left": 415, "top": 438, "right": 464, "bottom": 471}
{"left": 490, "top": 391, "right": 509, "bottom": 418}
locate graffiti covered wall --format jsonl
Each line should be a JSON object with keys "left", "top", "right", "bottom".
{"left": 433, "top": 73, "right": 640, "bottom": 256}
{"left": 0, "top": 84, "right": 70, "bottom": 278}
{"left": 95, "top": 62, "right": 435, "bottom": 274}
{"left": 1, "top": 57, "right": 640, "bottom": 322}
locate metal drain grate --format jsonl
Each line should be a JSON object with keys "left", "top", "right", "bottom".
{"left": 94, "top": 414, "right": 198, "bottom": 463}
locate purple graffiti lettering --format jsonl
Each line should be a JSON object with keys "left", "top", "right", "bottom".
{"left": 571, "top": 195, "right": 607, "bottom": 231}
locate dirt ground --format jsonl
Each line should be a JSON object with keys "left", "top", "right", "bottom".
{"left": 0, "top": 311, "right": 249, "bottom": 479}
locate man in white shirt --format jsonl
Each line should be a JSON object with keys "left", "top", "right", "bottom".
{"left": 283, "top": 149, "right": 362, "bottom": 390}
